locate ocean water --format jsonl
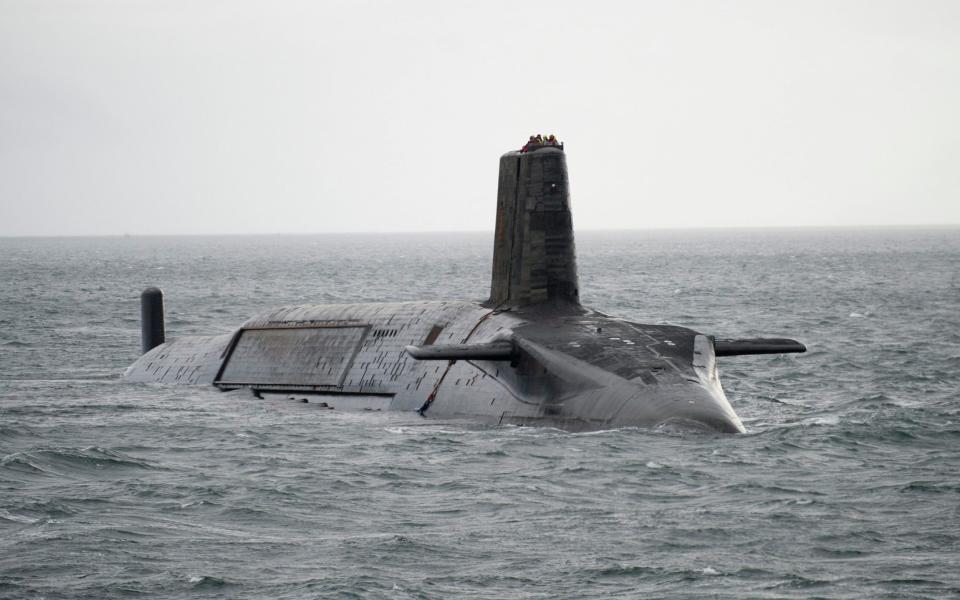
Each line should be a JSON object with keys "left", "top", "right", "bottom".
{"left": 1, "top": 228, "right": 958, "bottom": 599}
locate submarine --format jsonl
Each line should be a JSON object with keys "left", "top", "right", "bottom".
{"left": 124, "top": 139, "right": 805, "bottom": 433}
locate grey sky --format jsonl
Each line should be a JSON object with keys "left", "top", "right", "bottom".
{"left": 1, "top": 0, "right": 958, "bottom": 236}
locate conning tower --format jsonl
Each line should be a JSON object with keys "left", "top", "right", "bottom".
{"left": 488, "top": 145, "right": 580, "bottom": 308}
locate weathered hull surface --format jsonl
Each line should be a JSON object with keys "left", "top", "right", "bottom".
{"left": 125, "top": 300, "right": 745, "bottom": 433}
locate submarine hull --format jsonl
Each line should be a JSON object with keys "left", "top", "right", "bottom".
{"left": 124, "top": 300, "right": 745, "bottom": 433}
{"left": 123, "top": 141, "right": 803, "bottom": 432}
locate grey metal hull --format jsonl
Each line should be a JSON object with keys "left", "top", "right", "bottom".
{"left": 125, "top": 300, "right": 744, "bottom": 433}
{"left": 124, "top": 142, "right": 804, "bottom": 432}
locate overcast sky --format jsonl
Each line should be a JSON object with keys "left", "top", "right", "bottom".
{"left": 1, "top": 0, "right": 958, "bottom": 236}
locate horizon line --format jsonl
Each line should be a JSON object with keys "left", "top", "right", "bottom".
{"left": 1, "top": 223, "right": 959, "bottom": 240}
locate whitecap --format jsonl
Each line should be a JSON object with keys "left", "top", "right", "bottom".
{"left": 0, "top": 509, "right": 38, "bottom": 524}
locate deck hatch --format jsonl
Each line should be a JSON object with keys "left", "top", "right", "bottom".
{"left": 216, "top": 325, "right": 368, "bottom": 388}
